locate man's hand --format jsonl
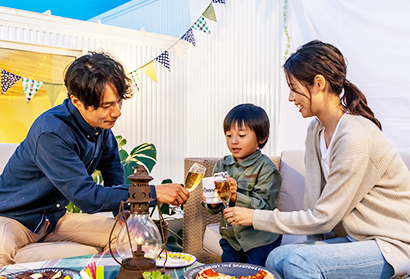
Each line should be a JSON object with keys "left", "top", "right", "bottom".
{"left": 116, "top": 210, "right": 130, "bottom": 225}
{"left": 155, "top": 183, "right": 189, "bottom": 205}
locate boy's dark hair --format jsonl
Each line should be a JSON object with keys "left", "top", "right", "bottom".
{"left": 64, "top": 51, "right": 133, "bottom": 109}
{"left": 223, "top": 103, "right": 270, "bottom": 149}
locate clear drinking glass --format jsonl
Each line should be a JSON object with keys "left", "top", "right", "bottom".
{"left": 214, "top": 171, "right": 232, "bottom": 229}
{"left": 170, "top": 163, "right": 206, "bottom": 214}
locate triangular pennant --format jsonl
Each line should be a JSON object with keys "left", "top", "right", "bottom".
{"left": 202, "top": 3, "right": 217, "bottom": 22}
{"left": 181, "top": 28, "right": 196, "bottom": 46}
{"left": 22, "top": 77, "right": 43, "bottom": 103}
{"left": 169, "top": 40, "right": 186, "bottom": 60}
{"left": 0, "top": 69, "right": 21, "bottom": 95}
{"left": 212, "top": 0, "right": 225, "bottom": 3}
{"left": 155, "top": 51, "right": 170, "bottom": 72}
{"left": 192, "top": 16, "right": 211, "bottom": 34}
{"left": 43, "top": 83, "right": 63, "bottom": 106}
{"left": 139, "top": 61, "right": 157, "bottom": 83}
{"left": 128, "top": 70, "right": 141, "bottom": 91}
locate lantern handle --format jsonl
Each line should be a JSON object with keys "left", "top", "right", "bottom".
{"left": 109, "top": 201, "right": 130, "bottom": 268}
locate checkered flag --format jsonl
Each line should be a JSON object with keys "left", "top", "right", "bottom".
{"left": 181, "top": 28, "right": 196, "bottom": 46}
{"left": 1, "top": 69, "right": 21, "bottom": 95}
{"left": 155, "top": 51, "right": 170, "bottom": 72}
{"left": 212, "top": 0, "right": 225, "bottom": 3}
{"left": 192, "top": 16, "right": 211, "bottom": 34}
{"left": 128, "top": 70, "right": 140, "bottom": 91}
{"left": 22, "top": 77, "right": 43, "bottom": 103}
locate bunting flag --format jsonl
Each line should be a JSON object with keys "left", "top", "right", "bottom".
{"left": 2, "top": 0, "right": 226, "bottom": 100}
{"left": 0, "top": 69, "right": 21, "bottom": 95}
{"left": 128, "top": 70, "right": 141, "bottom": 91}
{"left": 181, "top": 28, "right": 196, "bottom": 46}
{"left": 192, "top": 16, "right": 211, "bottom": 34}
{"left": 155, "top": 51, "right": 170, "bottom": 71}
{"left": 202, "top": 3, "right": 217, "bottom": 22}
{"left": 169, "top": 40, "right": 186, "bottom": 60}
{"left": 22, "top": 77, "right": 43, "bottom": 103}
{"left": 139, "top": 61, "right": 157, "bottom": 83}
{"left": 44, "top": 83, "right": 63, "bottom": 106}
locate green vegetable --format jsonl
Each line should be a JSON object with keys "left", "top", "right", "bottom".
{"left": 142, "top": 271, "right": 171, "bottom": 279}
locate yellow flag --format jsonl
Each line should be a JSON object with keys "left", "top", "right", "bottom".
{"left": 139, "top": 61, "right": 158, "bottom": 83}
{"left": 202, "top": 3, "right": 217, "bottom": 22}
{"left": 44, "top": 83, "right": 64, "bottom": 106}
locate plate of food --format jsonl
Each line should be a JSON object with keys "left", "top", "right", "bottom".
{"left": 183, "top": 262, "right": 280, "bottom": 279}
{"left": 156, "top": 252, "right": 197, "bottom": 268}
{"left": 2, "top": 268, "right": 81, "bottom": 279}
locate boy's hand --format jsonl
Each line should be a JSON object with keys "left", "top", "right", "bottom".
{"left": 229, "top": 177, "right": 237, "bottom": 203}
{"left": 202, "top": 193, "right": 220, "bottom": 208}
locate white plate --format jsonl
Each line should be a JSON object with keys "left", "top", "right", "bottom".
{"left": 156, "top": 252, "right": 197, "bottom": 268}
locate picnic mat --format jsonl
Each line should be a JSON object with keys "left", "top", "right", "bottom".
{"left": 0, "top": 252, "right": 202, "bottom": 279}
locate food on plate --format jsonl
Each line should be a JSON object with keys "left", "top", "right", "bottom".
{"left": 196, "top": 268, "right": 231, "bottom": 279}
{"left": 14, "top": 270, "right": 71, "bottom": 279}
{"left": 196, "top": 268, "right": 274, "bottom": 279}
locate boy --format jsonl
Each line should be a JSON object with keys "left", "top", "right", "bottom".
{"left": 203, "top": 103, "right": 282, "bottom": 266}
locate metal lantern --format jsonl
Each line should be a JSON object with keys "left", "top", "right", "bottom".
{"left": 109, "top": 165, "right": 167, "bottom": 279}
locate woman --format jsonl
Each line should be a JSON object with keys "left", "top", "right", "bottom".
{"left": 224, "top": 40, "right": 410, "bottom": 278}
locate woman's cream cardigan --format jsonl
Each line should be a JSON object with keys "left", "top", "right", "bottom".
{"left": 253, "top": 114, "right": 410, "bottom": 277}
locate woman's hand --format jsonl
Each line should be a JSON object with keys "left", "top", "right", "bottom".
{"left": 229, "top": 177, "right": 237, "bottom": 203}
{"left": 223, "top": 206, "right": 255, "bottom": 226}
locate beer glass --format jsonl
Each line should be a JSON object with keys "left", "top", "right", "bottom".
{"left": 170, "top": 163, "right": 206, "bottom": 214}
{"left": 214, "top": 171, "right": 232, "bottom": 229}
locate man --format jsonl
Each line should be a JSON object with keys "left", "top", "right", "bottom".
{"left": 0, "top": 52, "right": 189, "bottom": 266}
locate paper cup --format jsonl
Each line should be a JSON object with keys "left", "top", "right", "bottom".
{"left": 202, "top": 177, "right": 221, "bottom": 204}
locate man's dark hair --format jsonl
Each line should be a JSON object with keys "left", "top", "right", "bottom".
{"left": 64, "top": 52, "right": 133, "bottom": 109}
{"left": 223, "top": 103, "right": 270, "bottom": 149}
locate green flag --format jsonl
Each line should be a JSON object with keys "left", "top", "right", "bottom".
{"left": 44, "top": 83, "right": 63, "bottom": 106}
{"left": 202, "top": 3, "right": 217, "bottom": 22}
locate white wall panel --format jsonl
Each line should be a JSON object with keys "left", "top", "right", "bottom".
{"left": 185, "top": 0, "right": 283, "bottom": 160}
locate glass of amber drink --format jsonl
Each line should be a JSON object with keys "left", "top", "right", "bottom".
{"left": 214, "top": 171, "right": 232, "bottom": 229}
{"left": 171, "top": 163, "right": 206, "bottom": 214}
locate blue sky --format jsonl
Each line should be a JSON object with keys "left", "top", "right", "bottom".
{"left": 1, "top": 0, "right": 130, "bottom": 21}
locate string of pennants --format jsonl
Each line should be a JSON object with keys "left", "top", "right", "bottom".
{"left": 0, "top": 0, "right": 225, "bottom": 104}
{"left": 116, "top": 0, "right": 225, "bottom": 91}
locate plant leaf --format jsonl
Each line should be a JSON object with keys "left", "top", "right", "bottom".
{"left": 132, "top": 157, "right": 156, "bottom": 174}
{"left": 66, "top": 202, "right": 81, "bottom": 213}
{"left": 131, "top": 143, "right": 156, "bottom": 160}
{"left": 119, "top": 149, "right": 129, "bottom": 163}
{"left": 151, "top": 271, "right": 163, "bottom": 279}
{"left": 92, "top": 169, "right": 103, "bottom": 184}
{"left": 123, "top": 160, "right": 138, "bottom": 184}
{"left": 142, "top": 271, "right": 152, "bottom": 279}
{"left": 115, "top": 135, "right": 127, "bottom": 150}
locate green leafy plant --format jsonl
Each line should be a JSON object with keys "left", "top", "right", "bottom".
{"left": 66, "top": 135, "right": 156, "bottom": 213}
{"left": 66, "top": 136, "right": 183, "bottom": 251}
{"left": 143, "top": 271, "right": 170, "bottom": 279}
